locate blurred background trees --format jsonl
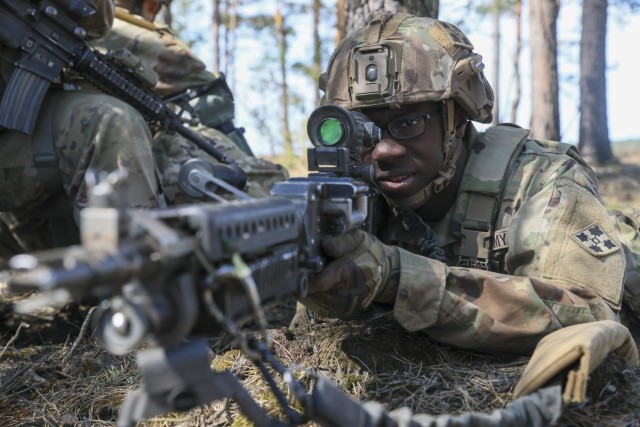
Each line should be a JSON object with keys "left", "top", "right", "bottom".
{"left": 168, "top": 0, "right": 639, "bottom": 169}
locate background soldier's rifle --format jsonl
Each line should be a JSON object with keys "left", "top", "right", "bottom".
{"left": 0, "top": 0, "right": 240, "bottom": 173}
{"left": 8, "top": 104, "right": 384, "bottom": 427}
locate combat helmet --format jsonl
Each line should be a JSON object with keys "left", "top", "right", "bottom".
{"left": 320, "top": 12, "right": 494, "bottom": 211}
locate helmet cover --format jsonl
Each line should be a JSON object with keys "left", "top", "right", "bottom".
{"left": 321, "top": 13, "right": 494, "bottom": 123}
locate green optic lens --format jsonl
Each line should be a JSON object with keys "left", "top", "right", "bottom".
{"left": 319, "top": 118, "right": 344, "bottom": 146}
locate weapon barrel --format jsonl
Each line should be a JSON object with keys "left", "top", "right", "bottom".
{"left": 8, "top": 242, "right": 149, "bottom": 300}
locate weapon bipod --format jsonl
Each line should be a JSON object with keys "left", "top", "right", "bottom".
{"left": 116, "top": 339, "right": 292, "bottom": 427}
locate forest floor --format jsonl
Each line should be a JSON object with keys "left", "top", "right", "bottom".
{"left": 1, "top": 143, "right": 639, "bottom": 427}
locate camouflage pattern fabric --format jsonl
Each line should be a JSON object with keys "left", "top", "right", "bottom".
{"left": 93, "top": 10, "right": 211, "bottom": 97}
{"left": 0, "top": 0, "right": 163, "bottom": 256}
{"left": 299, "top": 11, "right": 631, "bottom": 354}
{"left": 93, "top": 11, "right": 287, "bottom": 197}
{"left": 0, "top": 91, "right": 160, "bottom": 212}
{"left": 372, "top": 128, "right": 625, "bottom": 353}
{"left": 321, "top": 13, "right": 493, "bottom": 123}
{"left": 0, "top": 90, "right": 161, "bottom": 255}
{"left": 610, "top": 209, "right": 640, "bottom": 328}
{"left": 153, "top": 125, "right": 287, "bottom": 203}
{"left": 93, "top": 10, "right": 249, "bottom": 151}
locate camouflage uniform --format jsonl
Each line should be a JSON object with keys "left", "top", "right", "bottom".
{"left": 373, "top": 127, "right": 624, "bottom": 353}
{"left": 153, "top": 125, "right": 288, "bottom": 201}
{"left": 300, "top": 13, "right": 630, "bottom": 354}
{"left": 92, "top": 7, "right": 287, "bottom": 201}
{"left": 611, "top": 209, "right": 640, "bottom": 335}
{"left": 0, "top": 0, "right": 162, "bottom": 258}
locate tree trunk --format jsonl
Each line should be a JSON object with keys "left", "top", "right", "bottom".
{"left": 159, "top": 4, "right": 172, "bottom": 26}
{"left": 212, "top": 0, "right": 220, "bottom": 74}
{"left": 345, "top": 0, "right": 439, "bottom": 34}
{"left": 579, "top": 0, "right": 615, "bottom": 165}
{"left": 313, "top": 0, "right": 322, "bottom": 107}
{"left": 529, "top": 0, "right": 560, "bottom": 141}
{"left": 336, "top": 0, "right": 346, "bottom": 43}
{"left": 225, "top": 0, "right": 238, "bottom": 91}
{"left": 223, "top": 0, "right": 230, "bottom": 76}
{"left": 491, "top": 0, "right": 500, "bottom": 125}
{"left": 510, "top": 0, "right": 522, "bottom": 124}
{"left": 275, "top": 6, "right": 293, "bottom": 163}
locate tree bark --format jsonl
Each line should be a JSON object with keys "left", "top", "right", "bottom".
{"left": 491, "top": 0, "right": 500, "bottom": 125}
{"left": 313, "top": 0, "right": 322, "bottom": 107}
{"left": 225, "top": 0, "right": 238, "bottom": 91}
{"left": 579, "top": 0, "right": 615, "bottom": 164}
{"left": 212, "top": 0, "right": 220, "bottom": 74}
{"left": 345, "top": 0, "right": 439, "bottom": 34}
{"left": 529, "top": 0, "right": 560, "bottom": 141}
{"left": 159, "top": 4, "right": 172, "bottom": 26}
{"left": 275, "top": 6, "right": 293, "bottom": 163}
{"left": 510, "top": 0, "right": 522, "bottom": 124}
{"left": 336, "top": 0, "right": 346, "bottom": 43}
{"left": 223, "top": 0, "right": 230, "bottom": 76}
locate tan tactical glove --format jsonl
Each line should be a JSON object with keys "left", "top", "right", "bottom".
{"left": 300, "top": 229, "right": 401, "bottom": 319}
{"left": 513, "top": 320, "right": 639, "bottom": 404}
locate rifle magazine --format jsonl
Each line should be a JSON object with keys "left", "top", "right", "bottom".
{"left": 0, "top": 68, "right": 51, "bottom": 134}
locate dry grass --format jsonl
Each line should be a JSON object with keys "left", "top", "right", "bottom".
{"left": 3, "top": 297, "right": 639, "bottom": 427}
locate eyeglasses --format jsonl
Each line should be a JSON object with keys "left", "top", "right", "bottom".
{"left": 377, "top": 111, "right": 441, "bottom": 140}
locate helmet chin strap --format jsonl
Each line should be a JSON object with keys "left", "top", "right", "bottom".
{"left": 382, "top": 99, "right": 462, "bottom": 213}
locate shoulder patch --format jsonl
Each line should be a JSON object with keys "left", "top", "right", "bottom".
{"left": 571, "top": 223, "right": 620, "bottom": 257}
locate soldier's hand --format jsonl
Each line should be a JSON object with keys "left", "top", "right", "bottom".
{"left": 301, "top": 229, "right": 400, "bottom": 318}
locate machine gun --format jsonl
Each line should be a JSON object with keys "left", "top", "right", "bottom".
{"left": 8, "top": 105, "right": 383, "bottom": 427}
{"left": 0, "top": 0, "right": 239, "bottom": 170}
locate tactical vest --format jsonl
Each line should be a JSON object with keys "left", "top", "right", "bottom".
{"left": 453, "top": 124, "right": 529, "bottom": 271}
{"left": 453, "top": 125, "right": 588, "bottom": 272}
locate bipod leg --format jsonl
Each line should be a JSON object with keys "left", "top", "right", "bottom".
{"left": 116, "top": 339, "right": 283, "bottom": 427}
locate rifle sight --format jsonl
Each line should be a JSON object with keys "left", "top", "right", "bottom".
{"left": 306, "top": 105, "right": 380, "bottom": 178}
{"left": 307, "top": 104, "right": 381, "bottom": 150}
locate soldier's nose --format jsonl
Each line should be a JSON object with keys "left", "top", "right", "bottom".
{"left": 371, "top": 136, "right": 407, "bottom": 163}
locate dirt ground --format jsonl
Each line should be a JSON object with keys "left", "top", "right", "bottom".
{"left": 1, "top": 143, "right": 639, "bottom": 427}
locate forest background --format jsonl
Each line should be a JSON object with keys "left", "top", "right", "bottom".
{"left": 162, "top": 0, "right": 640, "bottom": 179}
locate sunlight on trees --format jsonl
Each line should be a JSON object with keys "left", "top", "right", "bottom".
{"left": 167, "top": 0, "right": 639, "bottom": 168}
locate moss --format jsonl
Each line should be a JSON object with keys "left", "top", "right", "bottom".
{"left": 212, "top": 348, "right": 243, "bottom": 372}
{"left": 0, "top": 346, "right": 40, "bottom": 359}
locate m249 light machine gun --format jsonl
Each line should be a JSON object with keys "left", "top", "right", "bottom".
{"left": 9, "top": 105, "right": 382, "bottom": 427}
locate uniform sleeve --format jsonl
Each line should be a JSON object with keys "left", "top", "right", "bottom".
{"left": 391, "top": 163, "right": 626, "bottom": 354}
{"left": 153, "top": 31, "right": 214, "bottom": 95}
{"left": 96, "top": 20, "right": 213, "bottom": 96}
